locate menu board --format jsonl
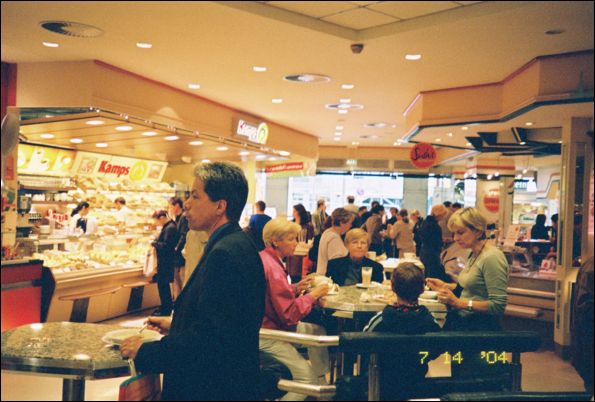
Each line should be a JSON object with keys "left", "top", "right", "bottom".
{"left": 18, "top": 144, "right": 75, "bottom": 177}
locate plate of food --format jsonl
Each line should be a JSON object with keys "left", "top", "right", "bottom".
{"left": 101, "top": 329, "right": 162, "bottom": 346}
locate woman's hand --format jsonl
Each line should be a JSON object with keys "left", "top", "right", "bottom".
{"left": 145, "top": 316, "right": 172, "bottom": 336}
{"left": 296, "top": 277, "right": 315, "bottom": 294}
{"left": 437, "top": 287, "right": 459, "bottom": 307}
{"left": 309, "top": 283, "right": 329, "bottom": 300}
{"left": 426, "top": 278, "right": 446, "bottom": 290}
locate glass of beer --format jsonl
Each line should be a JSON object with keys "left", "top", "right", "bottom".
{"left": 362, "top": 266, "right": 373, "bottom": 286}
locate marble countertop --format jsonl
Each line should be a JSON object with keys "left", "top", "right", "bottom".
{"left": 1, "top": 322, "right": 130, "bottom": 379}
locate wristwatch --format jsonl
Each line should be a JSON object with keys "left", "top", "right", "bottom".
{"left": 467, "top": 299, "right": 474, "bottom": 312}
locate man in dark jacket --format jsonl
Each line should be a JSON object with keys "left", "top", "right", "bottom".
{"left": 121, "top": 162, "right": 266, "bottom": 401}
{"left": 169, "top": 196, "right": 189, "bottom": 299}
{"left": 151, "top": 210, "right": 179, "bottom": 316}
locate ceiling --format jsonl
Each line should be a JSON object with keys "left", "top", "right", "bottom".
{"left": 1, "top": 1, "right": 593, "bottom": 155}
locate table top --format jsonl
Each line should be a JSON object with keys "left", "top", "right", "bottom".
{"left": 1, "top": 322, "right": 130, "bottom": 380}
{"left": 321, "top": 285, "right": 447, "bottom": 315}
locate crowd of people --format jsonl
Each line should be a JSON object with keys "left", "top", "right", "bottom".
{"left": 109, "top": 167, "right": 592, "bottom": 400}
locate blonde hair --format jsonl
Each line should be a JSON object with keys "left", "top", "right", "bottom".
{"left": 344, "top": 228, "right": 369, "bottom": 245}
{"left": 262, "top": 218, "right": 301, "bottom": 247}
{"left": 447, "top": 207, "right": 487, "bottom": 239}
{"left": 410, "top": 209, "right": 421, "bottom": 217}
{"left": 431, "top": 204, "right": 449, "bottom": 220}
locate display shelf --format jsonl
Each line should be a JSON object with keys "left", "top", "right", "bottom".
{"left": 19, "top": 185, "right": 77, "bottom": 192}
{"left": 31, "top": 201, "right": 74, "bottom": 205}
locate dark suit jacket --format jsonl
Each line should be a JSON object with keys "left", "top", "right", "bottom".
{"left": 153, "top": 220, "right": 179, "bottom": 282}
{"left": 326, "top": 256, "right": 384, "bottom": 286}
{"left": 174, "top": 213, "right": 189, "bottom": 267}
{"left": 136, "top": 222, "right": 266, "bottom": 401}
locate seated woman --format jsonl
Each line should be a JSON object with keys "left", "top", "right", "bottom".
{"left": 326, "top": 228, "right": 384, "bottom": 286}
{"left": 259, "top": 218, "right": 330, "bottom": 401}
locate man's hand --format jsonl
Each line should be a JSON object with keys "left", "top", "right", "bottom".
{"left": 120, "top": 335, "right": 143, "bottom": 360}
{"left": 145, "top": 316, "right": 172, "bottom": 336}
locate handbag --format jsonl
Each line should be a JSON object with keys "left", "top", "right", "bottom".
{"left": 118, "top": 359, "right": 162, "bottom": 401}
{"left": 143, "top": 246, "right": 157, "bottom": 278}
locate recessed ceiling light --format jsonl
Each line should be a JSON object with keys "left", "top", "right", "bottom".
{"left": 334, "top": 137, "right": 341, "bottom": 142}
{"left": 520, "top": 141, "right": 526, "bottom": 145}
{"left": 338, "top": 110, "right": 348, "bottom": 114}
{"left": 272, "top": 98, "right": 283, "bottom": 104}
{"left": 70, "top": 138, "right": 83, "bottom": 144}
{"left": 40, "top": 133, "right": 55, "bottom": 139}
{"left": 525, "top": 122, "right": 534, "bottom": 126}
{"left": 136, "top": 42, "right": 152, "bottom": 49}
{"left": 279, "top": 151, "right": 291, "bottom": 156}
{"left": 461, "top": 126, "right": 469, "bottom": 131}
{"left": 239, "top": 151, "right": 250, "bottom": 156}
{"left": 341, "top": 84, "right": 354, "bottom": 90}
{"left": 336, "top": 125, "right": 344, "bottom": 130}
{"left": 558, "top": 140, "right": 563, "bottom": 144}
{"left": 86, "top": 120, "right": 104, "bottom": 125}
{"left": 545, "top": 29, "right": 565, "bottom": 35}
{"left": 466, "top": 142, "right": 472, "bottom": 146}
{"left": 352, "top": 141, "right": 359, "bottom": 145}
{"left": 201, "top": 159, "right": 211, "bottom": 163}
{"left": 340, "top": 98, "right": 351, "bottom": 103}
{"left": 364, "top": 122, "right": 387, "bottom": 129}
{"left": 447, "top": 132, "right": 453, "bottom": 137}
{"left": 116, "top": 125, "right": 133, "bottom": 132}
{"left": 165, "top": 135, "right": 179, "bottom": 141}
{"left": 435, "top": 138, "right": 442, "bottom": 142}
{"left": 405, "top": 54, "right": 422, "bottom": 61}
{"left": 42, "top": 41, "right": 59, "bottom": 48}
{"left": 188, "top": 83, "right": 201, "bottom": 89}
{"left": 523, "top": 168, "right": 528, "bottom": 174}
{"left": 253, "top": 66, "right": 267, "bottom": 72}
{"left": 284, "top": 74, "right": 331, "bottom": 83}
{"left": 393, "top": 142, "right": 400, "bottom": 146}
{"left": 142, "top": 131, "right": 158, "bottom": 137}
{"left": 96, "top": 143, "right": 108, "bottom": 148}
{"left": 268, "top": 157, "right": 277, "bottom": 161}
{"left": 216, "top": 146, "right": 229, "bottom": 151}
{"left": 255, "top": 155, "right": 266, "bottom": 160}
{"left": 189, "top": 140, "right": 203, "bottom": 146}
{"left": 334, "top": 132, "right": 343, "bottom": 136}
{"left": 391, "top": 124, "right": 397, "bottom": 128}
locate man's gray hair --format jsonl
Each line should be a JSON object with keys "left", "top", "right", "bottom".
{"left": 194, "top": 162, "right": 248, "bottom": 222}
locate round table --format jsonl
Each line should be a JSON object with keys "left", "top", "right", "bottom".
{"left": 1, "top": 322, "right": 131, "bottom": 401}
{"left": 379, "top": 258, "right": 425, "bottom": 279}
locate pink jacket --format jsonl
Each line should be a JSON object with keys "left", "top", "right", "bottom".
{"left": 260, "top": 247, "right": 316, "bottom": 331}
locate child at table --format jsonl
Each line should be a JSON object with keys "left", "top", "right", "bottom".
{"left": 363, "top": 262, "right": 441, "bottom": 400}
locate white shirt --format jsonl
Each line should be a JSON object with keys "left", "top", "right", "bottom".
{"left": 69, "top": 214, "right": 98, "bottom": 235}
{"left": 316, "top": 228, "right": 348, "bottom": 275}
{"left": 116, "top": 206, "right": 134, "bottom": 227}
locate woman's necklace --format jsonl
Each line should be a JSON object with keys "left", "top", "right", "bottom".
{"left": 468, "top": 240, "right": 488, "bottom": 269}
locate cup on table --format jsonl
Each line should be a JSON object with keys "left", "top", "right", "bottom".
{"left": 367, "top": 251, "right": 376, "bottom": 260}
{"left": 362, "top": 266, "right": 373, "bottom": 286}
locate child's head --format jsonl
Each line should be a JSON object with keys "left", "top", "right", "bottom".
{"left": 391, "top": 263, "right": 425, "bottom": 304}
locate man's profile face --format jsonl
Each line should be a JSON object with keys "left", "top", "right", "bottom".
{"left": 184, "top": 178, "right": 220, "bottom": 231}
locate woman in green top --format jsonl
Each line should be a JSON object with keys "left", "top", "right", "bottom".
{"left": 427, "top": 207, "right": 509, "bottom": 331}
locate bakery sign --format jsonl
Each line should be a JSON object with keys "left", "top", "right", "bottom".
{"left": 71, "top": 151, "right": 168, "bottom": 182}
{"left": 235, "top": 118, "right": 269, "bottom": 145}
{"left": 409, "top": 143, "right": 437, "bottom": 169}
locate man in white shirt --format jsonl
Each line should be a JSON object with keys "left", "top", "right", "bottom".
{"left": 114, "top": 197, "right": 133, "bottom": 230}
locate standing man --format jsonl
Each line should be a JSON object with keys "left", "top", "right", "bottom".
{"left": 121, "top": 162, "right": 266, "bottom": 401}
{"left": 248, "top": 200, "right": 272, "bottom": 251}
{"left": 168, "top": 197, "right": 189, "bottom": 299}
{"left": 312, "top": 199, "right": 329, "bottom": 236}
{"left": 114, "top": 197, "right": 132, "bottom": 231}
{"left": 344, "top": 195, "right": 359, "bottom": 215}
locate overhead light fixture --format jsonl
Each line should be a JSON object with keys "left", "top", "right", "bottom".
{"left": 164, "top": 135, "right": 179, "bottom": 141}
{"left": 516, "top": 174, "right": 523, "bottom": 179}
{"left": 255, "top": 155, "right": 266, "bottom": 160}
{"left": 216, "top": 146, "right": 229, "bottom": 151}
{"left": 142, "top": 131, "right": 158, "bottom": 137}
{"left": 525, "top": 122, "right": 534, "bottom": 126}
{"left": 522, "top": 168, "right": 528, "bottom": 174}
{"left": 447, "top": 132, "right": 453, "bottom": 137}
{"left": 86, "top": 120, "right": 104, "bottom": 125}
{"left": 116, "top": 125, "right": 133, "bottom": 132}
{"left": 334, "top": 132, "right": 343, "bottom": 136}
{"left": 520, "top": 141, "right": 526, "bottom": 145}
{"left": 136, "top": 42, "right": 152, "bottom": 49}
{"left": 96, "top": 143, "right": 108, "bottom": 148}
{"left": 279, "top": 151, "right": 291, "bottom": 156}
{"left": 487, "top": 174, "right": 493, "bottom": 180}
{"left": 239, "top": 151, "right": 250, "bottom": 156}
{"left": 334, "top": 137, "right": 341, "bottom": 142}
{"left": 189, "top": 140, "right": 203, "bottom": 146}
{"left": 364, "top": 122, "right": 387, "bottom": 129}
{"left": 40, "top": 133, "right": 55, "bottom": 139}
{"left": 393, "top": 142, "right": 400, "bottom": 146}
{"left": 188, "top": 83, "right": 201, "bottom": 89}
{"left": 268, "top": 157, "right": 277, "bottom": 161}
{"left": 545, "top": 29, "right": 565, "bottom": 35}
{"left": 42, "top": 41, "right": 59, "bottom": 48}
{"left": 341, "top": 84, "right": 354, "bottom": 89}
{"left": 201, "top": 159, "right": 211, "bottom": 163}
{"left": 272, "top": 98, "right": 283, "bottom": 104}
{"left": 284, "top": 74, "right": 331, "bottom": 83}
{"left": 495, "top": 171, "right": 500, "bottom": 177}
{"left": 435, "top": 138, "right": 442, "bottom": 142}
{"left": 558, "top": 140, "right": 563, "bottom": 144}
{"left": 338, "top": 110, "right": 348, "bottom": 114}
{"left": 336, "top": 125, "right": 344, "bottom": 130}
{"left": 340, "top": 98, "right": 351, "bottom": 103}
{"left": 253, "top": 66, "right": 267, "bottom": 72}
{"left": 70, "top": 138, "right": 83, "bottom": 144}
{"left": 461, "top": 126, "right": 469, "bottom": 131}
{"left": 466, "top": 142, "right": 472, "bottom": 146}
{"left": 405, "top": 54, "right": 422, "bottom": 61}
{"left": 352, "top": 141, "right": 359, "bottom": 145}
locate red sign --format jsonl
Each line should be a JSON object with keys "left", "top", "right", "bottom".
{"left": 410, "top": 143, "right": 437, "bottom": 169}
{"left": 483, "top": 189, "right": 500, "bottom": 213}
{"left": 265, "top": 162, "right": 304, "bottom": 174}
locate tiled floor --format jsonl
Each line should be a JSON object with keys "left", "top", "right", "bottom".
{"left": 1, "top": 310, "right": 588, "bottom": 401}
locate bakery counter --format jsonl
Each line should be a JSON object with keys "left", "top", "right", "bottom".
{"left": 43, "top": 263, "right": 160, "bottom": 323}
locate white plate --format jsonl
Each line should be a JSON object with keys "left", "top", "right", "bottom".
{"left": 101, "top": 329, "right": 162, "bottom": 345}
{"left": 356, "top": 283, "right": 377, "bottom": 289}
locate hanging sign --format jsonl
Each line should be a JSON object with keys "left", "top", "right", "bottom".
{"left": 483, "top": 188, "right": 500, "bottom": 213}
{"left": 71, "top": 151, "right": 167, "bottom": 182}
{"left": 235, "top": 118, "right": 269, "bottom": 145}
{"left": 410, "top": 143, "right": 437, "bottom": 169}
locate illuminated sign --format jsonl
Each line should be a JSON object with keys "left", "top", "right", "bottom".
{"left": 236, "top": 118, "right": 269, "bottom": 145}
{"left": 410, "top": 143, "right": 437, "bottom": 169}
{"left": 72, "top": 152, "right": 167, "bottom": 182}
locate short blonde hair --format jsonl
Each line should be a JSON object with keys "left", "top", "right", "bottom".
{"left": 262, "top": 218, "right": 301, "bottom": 247}
{"left": 447, "top": 207, "right": 487, "bottom": 238}
{"left": 410, "top": 209, "right": 421, "bottom": 217}
{"left": 344, "top": 228, "right": 369, "bottom": 245}
{"left": 431, "top": 204, "right": 449, "bottom": 220}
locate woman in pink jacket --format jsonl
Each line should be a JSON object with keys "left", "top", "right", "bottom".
{"left": 259, "top": 218, "right": 329, "bottom": 401}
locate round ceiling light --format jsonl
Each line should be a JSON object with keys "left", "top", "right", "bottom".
{"left": 325, "top": 103, "right": 364, "bottom": 110}
{"left": 364, "top": 122, "right": 387, "bottom": 128}
{"left": 40, "top": 21, "right": 104, "bottom": 38}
